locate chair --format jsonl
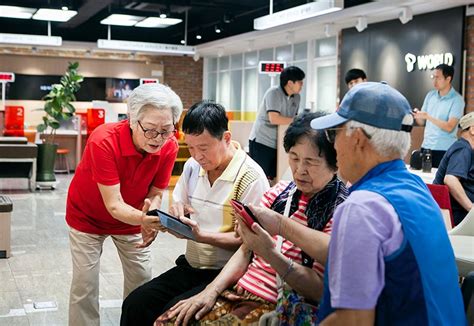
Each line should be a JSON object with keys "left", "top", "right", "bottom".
{"left": 449, "top": 209, "right": 474, "bottom": 278}
{"left": 450, "top": 211, "right": 474, "bottom": 324}
{"left": 55, "top": 148, "right": 70, "bottom": 174}
{"left": 427, "top": 184, "right": 454, "bottom": 230}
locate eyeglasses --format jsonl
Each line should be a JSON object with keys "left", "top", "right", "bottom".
{"left": 324, "top": 126, "right": 372, "bottom": 143}
{"left": 324, "top": 127, "right": 345, "bottom": 143}
{"left": 137, "top": 121, "right": 175, "bottom": 140}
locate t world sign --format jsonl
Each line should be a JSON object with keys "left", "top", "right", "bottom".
{"left": 404, "top": 52, "right": 453, "bottom": 72}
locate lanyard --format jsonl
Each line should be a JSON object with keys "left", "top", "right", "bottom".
{"left": 276, "top": 186, "right": 297, "bottom": 289}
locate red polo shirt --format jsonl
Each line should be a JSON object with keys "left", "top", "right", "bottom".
{"left": 66, "top": 120, "right": 178, "bottom": 235}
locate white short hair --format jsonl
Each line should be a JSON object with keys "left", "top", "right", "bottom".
{"left": 127, "top": 83, "right": 183, "bottom": 125}
{"left": 345, "top": 114, "right": 413, "bottom": 158}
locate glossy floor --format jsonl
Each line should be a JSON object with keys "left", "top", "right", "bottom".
{"left": 0, "top": 175, "right": 185, "bottom": 326}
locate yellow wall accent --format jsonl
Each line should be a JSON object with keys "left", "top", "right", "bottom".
{"left": 227, "top": 111, "right": 257, "bottom": 121}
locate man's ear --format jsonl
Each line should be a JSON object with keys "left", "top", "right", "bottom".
{"left": 353, "top": 128, "right": 369, "bottom": 150}
{"left": 223, "top": 130, "right": 232, "bottom": 144}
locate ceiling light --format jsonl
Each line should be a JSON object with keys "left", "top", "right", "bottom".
{"left": 0, "top": 5, "right": 36, "bottom": 19}
{"left": 159, "top": 12, "right": 167, "bottom": 19}
{"left": 97, "top": 39, "right": 195, "bottom": 55}
{"left": 180, "top": 39, "right": 185, "bottom": 44}
{"left": 61, "top": 6, "right": 68, "bottom": 11}
{"left": 196, "top": 34, "right": 202, "bottom": 40}
{"left": 214, "top": 25, "right": 222, "bottom": 33}
{"left": 355, "top": 16, "right": 367, "bottom": 32}
{"left": 135, "top": 17, "right": 182, "bottom": 28}
{"left": 100, "top": 14, "right": 144, "bottom": 26}
{"left": 399, "top": 7, "right": 413, "bottom": 24}
{"left": 254, "top": 1, "right": 343, "bottom": 30}
{"left": 33, "top": 8, "right": 77, "bottom": 22}
{"left": 0, "top": 33, "right": 62, "bottom": 46}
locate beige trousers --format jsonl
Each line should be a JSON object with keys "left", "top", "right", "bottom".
{"left": 68, "top": 228, "right": 152, "bottom": 326}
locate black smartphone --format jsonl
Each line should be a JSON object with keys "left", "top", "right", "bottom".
{"left": 146, "top": 209, "right": 195, "bottom": 240}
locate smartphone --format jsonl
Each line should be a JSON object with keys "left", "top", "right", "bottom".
{"left": 146, "top": 209, "right": 195, "bottom": 240}
{"left": 230, "top": 199, "right": 260, "bottom": 228}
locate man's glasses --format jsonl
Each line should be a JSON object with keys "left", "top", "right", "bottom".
{"left": 324, "top": 126, "right": 372, "bottom": 143}
{"left": 324, "top": 128, "right": 345, "bottom": 143}
{"left": 137, "top": 121, "right": 176, "bottom": 140}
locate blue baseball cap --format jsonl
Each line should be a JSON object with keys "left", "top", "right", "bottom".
{"left": 310, "top": 82, "right": 413, "bottom": 132}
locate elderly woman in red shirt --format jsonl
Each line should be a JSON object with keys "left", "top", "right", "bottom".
{"left": 157, "top": 112, "right": 348, "bottom": 325}
{"left": 66, "top": 83, "right": 182, "bottom": 326}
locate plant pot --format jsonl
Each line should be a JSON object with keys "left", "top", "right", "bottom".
{"left": 36, "top": 143, "right": 58, "bottom": 182}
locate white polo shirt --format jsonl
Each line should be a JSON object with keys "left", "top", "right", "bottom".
{"left": 173, "top": 145, "right": 269, "bottom": 269}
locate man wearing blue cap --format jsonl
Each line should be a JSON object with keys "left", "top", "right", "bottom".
{"left": 307, "top": 82, "right": 465, "bottom": 325}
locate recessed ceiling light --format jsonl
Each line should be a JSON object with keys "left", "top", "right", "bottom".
{"left": 196, "top": 34, "right": 202, "bottom": 40}
{"left": 100, "top": 14, "right": 144, "bottom": 26}
{"left": 0, "top": 5, "right": 37, "bottom": 19}
{"left": 180, "top": 40, "right": 185, "bottom": 44}
{"left": 135, "top": 17, "right": 182, "bottom": 28}
{"left": 33, "top": 8, "right": 77, "bottom": 22}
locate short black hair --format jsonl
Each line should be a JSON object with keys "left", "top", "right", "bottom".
{"left": 345, "top": 68, "right": 367, "bottom": 85}
{"left": 182, "top": 100, "right": 228, "bottom": 139}
{"left": 435, "top": 64, "right": 454, "bottom": 81}
{"left": 280, "top": 66, "right": 305, "bottom": 88}
{"left": 283, "top": 111, "right": 337, "bottom": 171}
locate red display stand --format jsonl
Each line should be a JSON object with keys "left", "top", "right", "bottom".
{"left": 86, "top": 108, "right": 105, "bottom": 135}
{"left": 3, "top": 106, "right": 24, "bottom": 137}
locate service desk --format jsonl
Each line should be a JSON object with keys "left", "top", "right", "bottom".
{"left": 407, "top": 166, "right": 437, "bottom": 184}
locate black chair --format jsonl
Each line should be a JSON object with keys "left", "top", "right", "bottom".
{"left": 410, "top": 149, "right": 422, "bottom": 170}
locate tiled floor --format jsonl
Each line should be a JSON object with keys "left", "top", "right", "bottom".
{"left": 0, "top": 175, "right": 185, "bottom": 326}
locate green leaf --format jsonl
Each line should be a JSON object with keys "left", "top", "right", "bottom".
{"left": 37, "top": 123, "right": 46, "bottom": 132}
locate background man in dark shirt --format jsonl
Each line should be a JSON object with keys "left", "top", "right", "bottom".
{"left": 434, "top": 112, "right": 474, "bottom": 225}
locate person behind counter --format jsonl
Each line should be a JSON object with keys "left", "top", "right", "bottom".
{"left": 66, "top": 83, "right": 183, "bottom": 326}
{"left": 413, "top": 64, "right": 465, "bottom": 167}
{"left": 248, "top": 66, "right": 305, "bottom": 182}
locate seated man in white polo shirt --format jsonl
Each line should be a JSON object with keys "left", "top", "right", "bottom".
{"left": 121, "top": 100, "right": 269, "bottom": 326}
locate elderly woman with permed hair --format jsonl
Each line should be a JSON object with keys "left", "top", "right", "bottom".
{"left": 66, "top": 83, "right": 183, "bottom": 326}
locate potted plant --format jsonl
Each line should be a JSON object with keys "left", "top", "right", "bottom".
{"left": 36, "top": 62, "right": 83, "bottom": 183}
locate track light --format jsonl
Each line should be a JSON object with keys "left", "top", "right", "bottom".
{"left": 399, "top": 7, "right": 413, "bottom": 24}
{"left": 223, "top": 12, "right": 234, "bottom": 24}
{"left": 214, "top": 24, "right": 222, "bottom": 33}
{"left": 324, "top": 24, "right": 333, "bottom": 37}
{"left": 285, "top": 31, "right": 295, "bottom": 45}
{"left": 180, "top": 39, "right": 185, "bottom": 44}
{"left": 355, "top": 16, "right": 367, "bottom": 32}
{"left": 196, "top": 33, "right": 202, "bottom": 40}
{"left": 247, "top": 39, "right": 254, "bottom": 52}
{"left": 160, "top": 4, "right": 170, "bottom": 19}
